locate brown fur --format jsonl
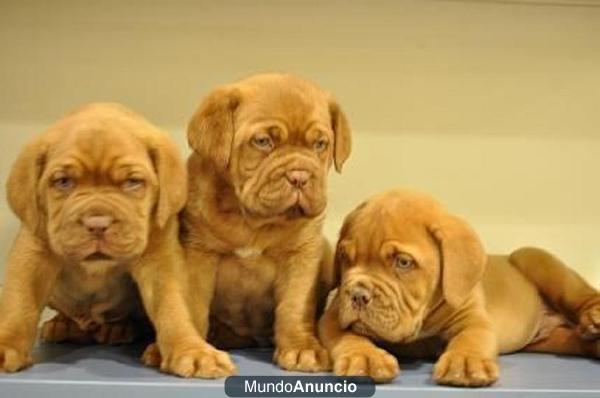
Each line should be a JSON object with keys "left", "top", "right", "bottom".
{"left": 319, "top": 189, "right": 600, "bottom": 386}
{"left": 0, "top": 103, "right": 214, "bottom": 377}
{"left": 172, "top": 73, "right": 351, "bottom": 373}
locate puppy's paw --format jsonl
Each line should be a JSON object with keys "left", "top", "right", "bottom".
{"left": 93, "top": 322, "right": 136, "bottom": 345}
{"left": 160, "top": 345, "right": 237, "bottom": 379}
{"left": 433, "top": 351, "right": 498, "bottom": 387}
{"left": 141, "top": 342, "right": 162, "bottom": 367}
{"left": 0, "top": 343, "right": 32, "bottom": 373}
{"left": 40, "top": 315, "right": 92, "bottom": 344}
{"left": 333, "top": 347, "right": 399, "bottom": 383}
{"left": 578, "top": 298, "right": 600, "bottom": 340}
{"left": 274, "top": 340, "right": 330, "bottom": 372}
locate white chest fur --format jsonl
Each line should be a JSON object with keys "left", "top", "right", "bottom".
{"left": 233, "top": 246, "right": 264, "bottom": 258}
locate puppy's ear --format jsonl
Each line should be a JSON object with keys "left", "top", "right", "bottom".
{"left": 148, "top": 134, "right": 188, "bottom": 228}
{"left": 6, "top": 138, "right": 48, "bottom": 234}
{"left": 330, "top": 200, "right": 367, "bottom": 287}
{"left": 429, "top": 215, "right": 486, "bottom": 308}
{"left": 329, "top": 99, "right": 352, "bottom": 173}
{"left": 187, "top": 86, "right": 241, "bottom": 171}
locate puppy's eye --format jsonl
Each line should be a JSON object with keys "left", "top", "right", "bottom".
{"left": 53, "top": 176, "right": 75, "bottom": 191}
{"left": 252, "top": 135, "right": 274, "bottom": 152}
{"left": 122, "top": 177, "right": 145, "bottom": 192}
{"left": 314, "top": 138, "right": 328, "bottom": 152}
{"left": 394, "top": 252, "right": 415, "bottom": 270}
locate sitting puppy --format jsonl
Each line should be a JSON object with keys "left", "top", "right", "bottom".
{"left": 320, "top": 189, "right": 600, "bottom": 386}
{"left": 158, "top": 73, "right": 351, "bottom": 373}
{"left": 0, "top": 103, "right": 216, "bottom": 376}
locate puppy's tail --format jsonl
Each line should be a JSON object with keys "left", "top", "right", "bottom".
{"left": 509, "top": 247, "right": 599, "bottom": 321}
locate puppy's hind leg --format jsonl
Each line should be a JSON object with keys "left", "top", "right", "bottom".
{"left": 40, "top": 313, "right": 94, "bottom": 344}
{"left": 523, "top": 326, "right": 599, "bottom": 358}
{"left": 509, "top": 247, "right": 600, "bottom": 340}
{"left": 93, "top": 320, "right": 139, "bottom": 345}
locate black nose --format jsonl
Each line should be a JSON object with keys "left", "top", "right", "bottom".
{"left": 350, "top": 286, "right": 372, "bottom": 309}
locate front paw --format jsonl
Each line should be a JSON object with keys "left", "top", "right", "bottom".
{"left": 433, "top": 351, "right": 499, "bottom": 387}
{"left": 141, "top": 342, "right": 162, "bottom": 367}
{"left": 333, "top": 347, "right": 399, "bottom": 383}
{"left": 578, "top": 298, "right": 600, "bottom": 340}
{"left": 274, "top": 340, "right": 330, "bottom": 372}
{"left": 0, "top": 343, "right": 32, "bottom": 373}
{"left": 160, "top": 344, "right": 237, "bottom": 379}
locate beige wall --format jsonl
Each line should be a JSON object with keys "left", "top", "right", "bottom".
{"left": 1, "top": 0, "right": 599, "bottom": 284}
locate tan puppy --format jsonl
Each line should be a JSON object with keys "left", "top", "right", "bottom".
{"left": 179, "top": 73, "right": 351, "bottom": 372}
{"left": 0, "top": 103, "right": 220, "bottom": 377}
{"left": 320, "top": 189, "right": 600, "bottom": 386}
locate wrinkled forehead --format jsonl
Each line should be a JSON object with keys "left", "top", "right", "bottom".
{"left": 46, "top": 128, "right": 153, "bottom": 174}
{"left": 342, "top": 200, "right": 436, "bottom": 260}
{"left": 236, "top": 82, "right": 331, "bottom": 134}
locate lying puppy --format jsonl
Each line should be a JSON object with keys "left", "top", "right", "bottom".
{"left": 0, "top": 103, "right": 214, "bottom": 376}
{"left": 320, "top": 189, "right": 600, "bottom": 386}
{"left": 177, "top": 73, "right": 351, "bottom": 372}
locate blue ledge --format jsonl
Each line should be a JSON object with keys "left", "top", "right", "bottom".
{"left": 0, "top": 344, "right": 598, "bottom": 397}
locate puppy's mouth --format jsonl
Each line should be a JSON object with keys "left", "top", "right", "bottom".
{"left": 283, "top": 192, "right": 322, "bottom": 219}
{"left": 83, "top": 252, "right": 114, "bottom": 262}
{"left": 285, "top": 204, "right": 307, "bottom": 218}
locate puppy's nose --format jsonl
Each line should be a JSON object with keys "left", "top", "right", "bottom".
{"left": 350, "top": 286, "right": 372, "bottom": 309}
{"left": 82, "top": 215, "right": 114, "bottom": 237}
{"left": 286, "top": 169, "right": 311, "bottom": 188}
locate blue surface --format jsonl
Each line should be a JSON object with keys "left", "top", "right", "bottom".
{"left": 0, "top": 343, "right": 598, "bottom": 397}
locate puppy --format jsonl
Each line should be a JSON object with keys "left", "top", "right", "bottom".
{"left": 178, "top": 73, "right": 351, "bottom": 372}
{"left": 0, "top": 103, "right": 218, "bottom": 376}
{"left": 320, "top": 189, "right": 600, "bottom": 386}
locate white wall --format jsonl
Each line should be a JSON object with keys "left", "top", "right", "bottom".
{"left": 1, "top": 0, "right": 599, "bottom": 284}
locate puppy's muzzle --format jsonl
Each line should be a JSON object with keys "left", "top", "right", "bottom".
{"left": 346, "top": 282, "right": 373, "bottom": 310}
{"left": 351, "top": 286, "right": 372, "bottom": 309}
{"left": 82, "top": 214, "right": 114, "bottom": 238}
{"left": 285, "top": 169, "right": 311, "bottom": 189}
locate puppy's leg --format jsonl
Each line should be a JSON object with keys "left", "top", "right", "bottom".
{"left": 185, "top": 248, "right": 219, "bottom": 339}
{"left": 131, "top": 224, "right": 236, "bottom": 379}
{"left": 40, "top": 313, "right": 94, "bottom": 344}
{"left": 433, "top": 311, "right": 499, "bottom": 387}
{"left": 319, "top": 297, "right": 399, "bottom": 383}
{"left": 0, "top": 229, "right": 61, "bottom": 372}
{"left": 523, "top": 326, "right": 599, "bottom": 357}
{"left": 93, "top": 321, "right": 138, "bottom": 345}
{"left": 273, "top": 248, "right": 330, "bottom": 372}
{"left": 510, "top": 247, "right": 600, "bottom": 339}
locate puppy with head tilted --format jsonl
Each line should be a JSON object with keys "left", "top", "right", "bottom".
{"left": 151, "top": 73, "right": 351, "bottom": 373}
{"left": 320, "top": 189, "right": 600, "bottom": 386}
{"left": 0, "top": 103, "right": 217, "bottom": 376}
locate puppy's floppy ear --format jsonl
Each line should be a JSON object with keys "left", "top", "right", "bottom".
{"left": 147, "top": 133, "right": 188, "bottom": 228}
{"left": 187, "top": 86, "right": 241, "bottom": 170}
{"left": 330, "top": 200, "right": 367, "bottom": 287}
{"left": 6, "top": 138, "right": 48, "bottom": 234}
{"left": 429, "top": 214, "right": 486, "bottom": 308}
{"left": 328, "top": 98, "right": 352, "bottom": 173}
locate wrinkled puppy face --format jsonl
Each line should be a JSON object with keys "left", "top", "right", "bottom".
{"left": 335, "top": 194, "right": 442, "bottom": 343}
{"left": 231, "top": 83, "right": 332, "bottom": 218}
{"left": 188, "top": 74, "right": 351, "bottom": 220}
{"left": 8, "top": 104, "right": 187, "bottom": 267}
{"left": 334, "top": 190, "right": 486, "bottom": 344}
{"left": 41, "top": 130, "right": 157, "bottom": 263}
